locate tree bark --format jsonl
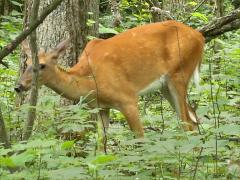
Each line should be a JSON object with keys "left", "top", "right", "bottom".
{"left": 68, "top": 0, "right": 99, "bottom": 66}
{"left": 0, "top": 0, "right": 12, "bottom": 16}
{"left": 23, "top": 0, "right": 99, "bottom": 68}
{"left": 215, "top": 0, "right": 224, "bottom": 17}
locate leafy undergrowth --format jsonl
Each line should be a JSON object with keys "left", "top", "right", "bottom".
{"left": 0, "top": 110, "right": 239, "bottom": 179}
{"left": 1, "top": 74, "right": 240, "bottom": 180}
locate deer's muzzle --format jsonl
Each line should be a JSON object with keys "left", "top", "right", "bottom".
{"left": 14, "top": 84, "right": 24, "bottom": 93}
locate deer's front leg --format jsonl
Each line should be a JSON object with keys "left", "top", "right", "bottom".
{"left": 96, "top": 108, "right": 110, "bottom": 152}
{"left": 119, "top": 100, "right": 144, "bottom": 138}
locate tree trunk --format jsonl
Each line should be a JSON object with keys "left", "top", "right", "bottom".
{"left": 68, "top": 0, "right": 99, "bottom": 66}
{"left": 215, "top": 0, "right": 224, "bottom": 17}
{"left": 0, "top": 0, "right": 12, "bottom": 16}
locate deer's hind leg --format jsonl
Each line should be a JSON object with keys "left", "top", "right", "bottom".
{"left": 162, "top": 75, "right": 198, "bottom": 131}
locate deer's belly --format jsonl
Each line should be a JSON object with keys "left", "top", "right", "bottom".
{"left": 138, "top": 75, "right": 166, "bottom": 96}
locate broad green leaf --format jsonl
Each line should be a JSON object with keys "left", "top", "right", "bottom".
{"left": 49, "top": 167, "right": 87, "bottom": 179}
{"left": 188, "top": 1, "right": 197, "bottom": 6}
{"left": 203, "top": 139, "right": 228, "bottom": 148}
{"left": 99, "top": 24, "right": 118, "bottom": 35}
{"left": 0, "top": 157, "right": 15, "bottom": 167}
{"left": 87, "top": 19, "right": 96, "bottom": 26}
{"left": 61, "top": 140, "right": 75, "bottom": 150}
{"left": 10, "top": 1, "right": 23, "bottom": 7}
{"left": 11, "top": 152, "right": 35, "bottom": 167}
{"left": 218, "top": 124, "right": 240, "bottom": 135}
{"left": 26, "top": 139, "right": 57, "bottom": 148}
{"left": 191, "top": 12, "right": 208, "bottom": 22}
{"left": 92, "top": 154, "right": 117, "bottom": 164}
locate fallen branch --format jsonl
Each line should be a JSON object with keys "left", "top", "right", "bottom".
{"left": 0, "top": 0, "right": 64, "bottom": 68}
{"left": 203, "top": 19, "right": 240, "bottom": 42}
{"left": 199, "top": 8, "right": 240, "bottom": 42}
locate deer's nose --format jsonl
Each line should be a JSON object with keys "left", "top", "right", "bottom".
{"left": 14, "top": 84, "right": 24, "bottom": 93}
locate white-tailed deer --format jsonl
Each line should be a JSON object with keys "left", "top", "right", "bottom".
{"left": 15, "top": 20, "right": 204, "bottom": 138}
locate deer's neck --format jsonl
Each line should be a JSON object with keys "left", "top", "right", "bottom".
{"left": 45, "top": 66, "right": 95, "bottom": 101}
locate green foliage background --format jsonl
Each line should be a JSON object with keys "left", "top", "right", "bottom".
{"left": 0, "top": 0, "right": 239, "bottom": 179}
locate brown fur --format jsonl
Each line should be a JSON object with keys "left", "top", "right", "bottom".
{"left": 17, "top": 20, "right": 205, "bottom": 137}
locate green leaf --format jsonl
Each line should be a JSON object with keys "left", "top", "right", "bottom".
{"left": 99, "top": 24, "right": 119, "bottom": 35}
{"left": 218, "top": 124, "right": 240, "bottom": 136}
{"left": 61, "top": 140, "right": 75, "bottom": 150}
{"left": 11, "top": 151, "right": 35, "bottom": 167}
{"left": 191, "top": 12, "right": 208, "bottom": 22}
{"left": 92, "top": 154, "right": 117, "bottom": 164}
{"left": 179, "top": 143, "right": 195, "bottom": 153}
{"left": 49, "top": 167, "right": 88, "bottom": 179}
{"left": 87, "top": 19, "right": 96, "bottom": 26}
{"left": 0, "top": 148, "right": 12, "bottom": 156}
{"left": 0, "top": 157, "right": 16, "bottom": 167}
{"left": 120, "top": 155, "right": 144, "bottom": 163}
{"left": 26, "top": 139, "right": 57, "bottom": 148}
{"left": 203, "top": 139, "right": 228, "bottom": 148}
{"left": 10, "top": 1, "right": 23, "bottom": 7}
{"left": 188, "top": 1, "right": 197, "bottom": 6}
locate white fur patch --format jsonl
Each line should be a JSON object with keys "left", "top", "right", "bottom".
{"left": 138, "top": 76, "right": 166, "bottom": 96}
{"left": 188, "top": 110, "right": 197, "bottom": 123}
{"left": 193, "top": 64, "right": 200, "bottom": 90}
{"left": 167, "top": 82, "right": 181, "bottom": 116}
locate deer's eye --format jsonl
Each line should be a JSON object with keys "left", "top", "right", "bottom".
{"left": 39, "top": 64, "right": 46, "bottom": 70}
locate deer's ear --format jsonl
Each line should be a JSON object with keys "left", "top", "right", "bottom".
{"left": 50, "top": 39, "right": 70, "bottom": 59}
{"left": 39, "top": 48, "right": 46, "bottom": 57}
{"left": 21, "top": 40, "right": 31, "bottom": 58}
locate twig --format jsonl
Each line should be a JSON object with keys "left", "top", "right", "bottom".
{"left": 0, "top": 0, "right": 64, "bottom": 68}
{"left": 208, "top": 48, "right": 218, "bottom": 174}
{"left": 192, "top": 147, "right": 203, "bottom": 180}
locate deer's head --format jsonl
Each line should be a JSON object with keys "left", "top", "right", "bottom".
{"left": 15, "top": 40, "right": 69, "bottom": 93}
